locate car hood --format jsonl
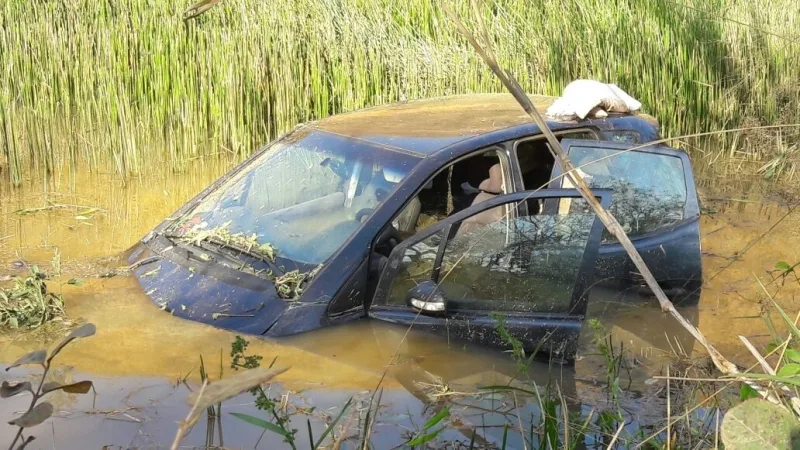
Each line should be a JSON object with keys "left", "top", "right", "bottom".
{"left": 128, "top": 241, "right": 292, "bottom": 335}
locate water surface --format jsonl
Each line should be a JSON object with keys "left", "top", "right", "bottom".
{"left": 1, "top": 164, "right": 797, "bottom": 448}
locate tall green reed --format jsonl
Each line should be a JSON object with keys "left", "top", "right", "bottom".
{"left": 1, "top": 0, "right": 798, "bottom": 186}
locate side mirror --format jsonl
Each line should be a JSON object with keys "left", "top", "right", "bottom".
{"left": 405, "top": 281, "right": 447, "bottom": 316}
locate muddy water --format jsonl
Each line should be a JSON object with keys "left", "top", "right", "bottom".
{"left": 1, "top": 164, "right": 798, "bottom": 448}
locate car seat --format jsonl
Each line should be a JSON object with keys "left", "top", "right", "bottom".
{"left": 393, "top": 197, "right": 422, "bottom": 234}
{"left": 459, "top": 163, "right": 506, "bottom": 234}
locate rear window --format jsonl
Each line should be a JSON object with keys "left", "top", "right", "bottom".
{"left": 565, "top": 147, "right": 687, "bottom": 240}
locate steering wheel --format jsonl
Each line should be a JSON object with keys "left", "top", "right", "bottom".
{"left": 320, "top": 158, "right": 350, "bottom": 179}
{"left": 355, "top": 208, "right": 375, "bottom": 223}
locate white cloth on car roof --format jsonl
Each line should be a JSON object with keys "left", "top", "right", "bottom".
{"left": 546, "top": 79, "right": 642, "bottom": 120}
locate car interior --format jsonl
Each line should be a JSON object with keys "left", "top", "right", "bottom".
{"left": 390, "top": 131, "right": 597, "bottom": 242}
{"left": 392, "top": 150, "right": 506, "bottom": 239}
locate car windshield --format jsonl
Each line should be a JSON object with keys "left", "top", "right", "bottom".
{"left": 169, "top": 129, "right": 421, "bottom": 265}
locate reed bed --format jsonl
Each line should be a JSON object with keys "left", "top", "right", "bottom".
{"left": 1, "top": 0, "right": 798, "bottom": 186}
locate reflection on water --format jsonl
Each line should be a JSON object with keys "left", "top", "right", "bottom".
{"left": 1, "top": 165, "right": 798, "bottom": 448}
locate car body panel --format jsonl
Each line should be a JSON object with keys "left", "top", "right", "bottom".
{"left": 311, "top": 94, "right": 659, "bottom": 155}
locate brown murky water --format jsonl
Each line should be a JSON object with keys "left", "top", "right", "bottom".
{"left": 1, "top": 164, "right": 798, "bottom": 448}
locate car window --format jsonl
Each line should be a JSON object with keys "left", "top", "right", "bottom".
{"left": 386, "top": 231, "right": 443, "bottom": 305}
{"left": 564, "top": 146, "right": 687, "bottom": 240}
{"left": 385, "top": 198, "right": 596, "bottom": 314}
{"left": 171, "top": 130, "right": 420, "bottom": 265}
{"left": 515, "top": 130, "right": 598, "bottom": 191}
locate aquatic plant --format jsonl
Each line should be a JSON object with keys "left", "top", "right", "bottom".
{"left": 2, "top": 323, "right": 96, "bottom": 450}
{"left": 588, "top": 318, "right": 631, "bottom": 405}
{"left": 719, "top": 281, "right": 800, "bottom": 447}
{"left": 0, "top": 267, "right": 65, "bottom": 330}
{"left": 1, "top": 0, "right": 799, "bottom": 186}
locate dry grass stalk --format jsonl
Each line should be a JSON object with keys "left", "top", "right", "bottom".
{"left": 170, "top": 366, "right": 289, "bottom": 450}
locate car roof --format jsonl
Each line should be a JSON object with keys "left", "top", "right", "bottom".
{"left": 309, "top": 93, "right": 659, "bottom": 155}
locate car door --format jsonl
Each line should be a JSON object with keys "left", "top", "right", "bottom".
{"left": 367, "top": 189, "right": 611, "bottom": 360}
{"left": 551, "top": 139, "right": 702, "bottom": 305}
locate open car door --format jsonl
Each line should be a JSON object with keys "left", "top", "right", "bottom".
{"left": 368, "top": 189, "right": 611, "bottom": 361}
{"left": 551, "top": 139, "right": 703, "bottom": 306}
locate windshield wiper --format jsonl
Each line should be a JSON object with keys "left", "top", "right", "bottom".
{"left": 163, "top": 233, "right": 284, "bottom": 277}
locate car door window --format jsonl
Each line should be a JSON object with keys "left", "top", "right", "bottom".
{"left": 514, "top": 130, "right": 599, "bottom": 192}
{"left": 437, "top": 197, "right": 596, "bottom": 314}
{"left": 381, "top": 194, "right": 601, "bottom": 315}
{"left": 387, "top": 231, "right": 444, "bottom": 306}
{"left": 559, "top": 142, "right": 688, "bottom": 241}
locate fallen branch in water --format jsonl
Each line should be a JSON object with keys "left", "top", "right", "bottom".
{"left": 444, "top": 1, "right": 798, "bottom": 414}
{"left": 169, "top": 366, "right": 289, "bottom": 450}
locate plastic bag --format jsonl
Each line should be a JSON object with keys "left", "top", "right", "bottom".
{"left": 546, "top": 79, "right": 642, "bottom": 120}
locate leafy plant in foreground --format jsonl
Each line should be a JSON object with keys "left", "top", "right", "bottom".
{"left": 227, "top": 336, "right": 352, "bottom": 450}
{"left": 721, "top": 281, "right": 800, "bottom": 448}
{"left": 0, "top": 266, "right": 65, "bottom": 330}
{"left": 228, "top": 336, "right": 297, "bottom": 448}
{"left": 2, "top": 323, "right": 96, "bottom": 450}
{"left": 490, "top": 312, "right": 540, "bottom": 376}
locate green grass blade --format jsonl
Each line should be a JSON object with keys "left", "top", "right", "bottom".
{"left": 764, "top": 292, "right": 800, "bottom": 341}
{"left": 313, "top": 397, "right": 352, "bottom": 449}
{"left": 408, "top": 426, "right": 444, "bottom": 446}
{"left": 725, "top": 373, "right": 800, "bottom": 387}
{"left": 479, "top": 385, "right": 539, "bottom": 396}
{"left": 307, "top": 418, "right": 314, "bottom": 450}
{"left": 422, "top": 407, "right": 450, "bottom": 430}
{"left": 229, "top": 412, "right": 291, "bottom": 437}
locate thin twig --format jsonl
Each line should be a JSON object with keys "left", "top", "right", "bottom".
{"left": 511, "top": 392, "right": 529, "bottom": 450}
{"left": 170, "top": 379, "right": 208, "bottom": 450}
{"left": 667, "top": 365, "right": 671, "bottom": 450}
{"left": 606, "top": 422, "right": 625, "bottom": 449}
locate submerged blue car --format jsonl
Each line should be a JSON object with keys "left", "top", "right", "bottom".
{"left": 127, "top": 94, "right": 703, "bottom": 360}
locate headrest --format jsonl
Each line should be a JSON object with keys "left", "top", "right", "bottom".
{"left": 478, "top": 164, "right": 503, "bottom": 195}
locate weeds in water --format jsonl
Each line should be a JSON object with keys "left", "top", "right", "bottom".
{"left": 588, "top": 319, "right": 631, "bottom": 405}
{"left": 229, "top": 336, "right": 298, "bottom": 448}
{"left": 0, "top": 267, "right": 65, "bottom": 330}
{"left": 490, "top": 312, "right": 541, "bottom": 376}
{"left": 227, "top": 336, "right": 353, "bottom": 450}
{"left": 172, "top": 365, "right": 289, "bottom": 450}
{"left": 407, "top": 407, "right": 450, "bottom": 447}
{"left": 230, "top": 336, "right": 263, "bottom": 370}
{"left": 758, "top": 133, "right": 799, "bottom": 180}
{"left": 2, "top": 323, "right": 96, "bottom": 450}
